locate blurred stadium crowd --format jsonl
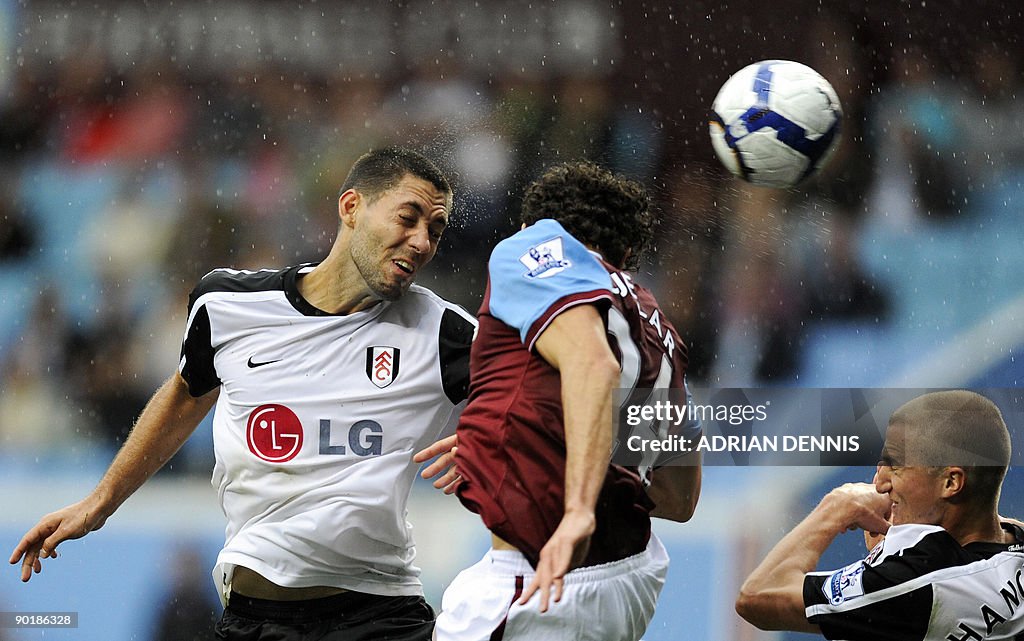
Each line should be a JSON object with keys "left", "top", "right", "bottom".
{"left": 0, "top": 0, "right": 1022, "bottom": 469}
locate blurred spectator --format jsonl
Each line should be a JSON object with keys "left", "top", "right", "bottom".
{"left": 151, "top": 545, "right": 220, "bottom": 641}
{"left": 84, "top": 177, "right": 184, "bottom": 289}
{"left": 0, "top": 200, "right": 36, "bottom": 263}
{"left": 543, "top": 75, "right": 615, "bottom": 164}
{"left": 792, "top": 11, "right": 888, "bottom": 323}
{"left": 0, "top": 68, "right": 53, "bottom": 161}
{"left": 655, "top": 163, "right": 725, "bottom": 382}
{"left": 960, "top": 44, "right": 1024, "bottom": 185}
{"left": 0, "top": 285, "right": 89, "bottom": 451}
{"left": 708, "top": 183, "right": 804, "bottom": 384}
{"left": 866, "top": 44, "right": 970, "bottom": 228}
{"left": 160, "top": 191, "right": 250, "bottom": 287}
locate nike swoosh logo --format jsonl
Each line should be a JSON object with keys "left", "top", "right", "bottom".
{"left": 247, "top": 356, "right": 281, "bottom": 368}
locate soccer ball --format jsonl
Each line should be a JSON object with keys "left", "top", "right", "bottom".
{"left": 709, "top": 60, "right": 842, "bottom": 188}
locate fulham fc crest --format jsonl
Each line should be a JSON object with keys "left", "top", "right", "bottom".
{"left": 366, "top": 346, "right": 401, "bottom": 388}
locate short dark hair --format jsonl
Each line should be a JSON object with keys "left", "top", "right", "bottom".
{"left": 520, "top": 161, "right": 653, "bottom": 270}
{"left": 339, "top": 147, "right": 451, "bottom": 203}
{"left": 889, "top": 390, "right": 1012, "bottom": 507}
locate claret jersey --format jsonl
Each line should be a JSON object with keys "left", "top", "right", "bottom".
{"left": 455, "top": 219, "right": 695, "bottom": 568}
{"left": 179, "top": 264, "right": 475, "bottom": 600}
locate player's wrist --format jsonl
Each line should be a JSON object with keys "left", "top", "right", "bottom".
{"left": 561, "top": 507, "right": 597, "bottom": 533}
{"left": 87, "top": 485, "right": 120, "bottom": 518}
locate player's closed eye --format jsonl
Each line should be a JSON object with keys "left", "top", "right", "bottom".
{"left": 877, "top": 456, "right": 904, "bottom": 470}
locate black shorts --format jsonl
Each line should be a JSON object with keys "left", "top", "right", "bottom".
{"left": 214, "top": 590, "right": 434, "bottom": 641}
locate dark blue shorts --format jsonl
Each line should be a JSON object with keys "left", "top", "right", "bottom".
{"left": 215, "top": 591, "right": 434, "bottom": 641}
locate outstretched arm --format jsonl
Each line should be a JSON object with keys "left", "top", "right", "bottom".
{"left": 517, "top": 303, "right": 620, "bottom": 613}
{"left": 736, "top": 482, "right": 892, "bottom": 632}
{"left": 9, "top": 372, "right": 218, "bottom": 581}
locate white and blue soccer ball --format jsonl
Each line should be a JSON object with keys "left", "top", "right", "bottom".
{"left": 709, "top": 60, "right": 842, "bottom": 188}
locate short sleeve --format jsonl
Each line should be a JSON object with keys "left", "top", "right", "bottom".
{"left": 803, "top": 525, "right": 960, "bottom": 640}
{"left": 488, "top": 219, "right": 614, "bottom": 349}
{"left": 179, "top": 278, "right": 222, "bottom": 397}
{"left": 438, "top": 306, "right": 476, "bottom": 404}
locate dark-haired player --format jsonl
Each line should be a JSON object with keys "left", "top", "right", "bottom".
{"left": 423, "top": 161, "right": 703, "bottom": 640}
{"left": 11, "top": 148, "right": 476, "bottom": 641}
{"left": 737, "top": 390, "right": 1024, "bottom": 640}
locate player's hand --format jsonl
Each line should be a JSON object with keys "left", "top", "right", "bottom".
{"left": 8, "top": 496, "right": 108, "bottom": 582}
{"left": 864, "top": 529, "right": 886, "bottom": 552}
{"left": 413, "top": 434, "right": 462, "bottom": 494}
{"left": 519, "top": 509, "right": 595, "bottom": 614}
{"left": 825, "top": 483, "right": 892, "bottom": 537}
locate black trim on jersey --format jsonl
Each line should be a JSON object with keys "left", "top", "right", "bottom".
{"left": 813, "top": 584, "right": 933, "bottom": 641}
{"left": 438, "top": 308, "right": 474, "bottom": 404}
{"left": 282, "top": 264, "right": 335, "bottom": 316}
{"left": 181, "top": 304, "right": 221, "bottom": 397}
{"left": 968, "top": 521, "right": 1024, "bottom": 556}
{"left": 190, "top": 266, "right": 291, "bottom": 301}
{"left": 189, "top": 264, "right": 331, "bottom": 318}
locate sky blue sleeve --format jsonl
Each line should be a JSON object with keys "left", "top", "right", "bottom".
{"left": 488, "top": 219, "right": 614, "bottom": 345}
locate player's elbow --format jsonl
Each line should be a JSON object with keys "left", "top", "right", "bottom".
{"left": 736, "top": 578, "right": 807, "bottom": 632}
{"left": 652, "top": 488, "right": 698, "bottom": 522}
{"left": 674, "top": 494, "right": 699, "bottom": 522}
{"left": 735, "top": 587, "right": 775, "bottom": 630}
{"left": 648, "top": 463, "right": 701, "bottom": 522}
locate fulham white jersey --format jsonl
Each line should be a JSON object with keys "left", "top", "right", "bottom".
{"left": 804, "top": 522, "right": 1024, "bottom": 640}
{"left": 179, "top": 264, "right": 475, "bottom": 601}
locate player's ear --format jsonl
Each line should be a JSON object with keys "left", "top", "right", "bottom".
{"left": 940, "top": 466, "right": 966, "bottom": 498}
{"left": 338, "top": 189, "right": 361, "bottom": 229}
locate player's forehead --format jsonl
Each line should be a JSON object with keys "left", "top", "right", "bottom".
{"left": 880, "top": 420, "right": 934, "bottom": 467}
{"left": 380, "top": 174, "right": 451, "bottom": 221}
{"left": 879, "top": 425, "right": 906, "bottom": 465}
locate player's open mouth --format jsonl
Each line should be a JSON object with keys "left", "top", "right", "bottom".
{"left": 394, "top": 259, "right": 414, "bottom": 275}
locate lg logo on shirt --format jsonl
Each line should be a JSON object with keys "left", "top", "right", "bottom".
{"left": 246, "top": 404, "right": 382, "bottom": 462}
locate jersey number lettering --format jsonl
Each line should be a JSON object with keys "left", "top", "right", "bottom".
{"left": 606, "top": 306, "right": 677, "bottom": 478}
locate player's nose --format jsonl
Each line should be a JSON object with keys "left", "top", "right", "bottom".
{"left": 407, "top": 224, "right": 432, "bottom": 255}
{"left": 874, "top": 465, "right": 892, "bottom": 493}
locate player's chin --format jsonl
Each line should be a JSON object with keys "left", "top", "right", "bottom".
{"left": 371, "top": 279, "right": 411, "bottom": 301}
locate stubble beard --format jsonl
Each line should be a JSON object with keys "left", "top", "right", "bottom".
{"left": 351, "top": 242, "right": 408, "bottom": 302}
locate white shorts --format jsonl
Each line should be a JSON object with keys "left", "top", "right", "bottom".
{"left": 434, "top": 534, "right": 668, "bottom": 641}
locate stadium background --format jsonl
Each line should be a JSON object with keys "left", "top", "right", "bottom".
{"left": 0, "top": 0, "right": 1022, "bottom": 639}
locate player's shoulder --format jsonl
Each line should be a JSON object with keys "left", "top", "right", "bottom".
{"left": 870, "top": 524, "right": 959, "bottom": 566}
{"left": 399, "top": 284, "right": 479, "bottom": 339}
{"left": 494, "top": 219, "right": 570, "bottom": 249}
{"left": 492, "top": 218, "right": 577, "bottom": 259}
{"left": 489, "top": 219, "right": 606, "bottom": 280}
{"left": 192, "top": 265, "right": 294, "bottom": 297}
{"left": 405, "top": 284, "right": 474, "bottom": 319}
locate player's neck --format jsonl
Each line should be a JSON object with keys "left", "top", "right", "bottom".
{"left": 298, "top": 253, "right": 381, "bottom": 315}
{"left": 945, "top": 508, "right": 1009, "bottom": 546}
